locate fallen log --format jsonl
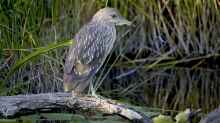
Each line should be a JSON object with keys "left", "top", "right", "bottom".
{"left": 200, "top": 106, "right": 220, "bottom": 123}
{"left": 0, "top": 92, "right": 152, "bottom": 123}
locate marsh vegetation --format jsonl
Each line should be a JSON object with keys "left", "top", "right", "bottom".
{"left": 0, "top": 0, "right": 220, "bottom": 122}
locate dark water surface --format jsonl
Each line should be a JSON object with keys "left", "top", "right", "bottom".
{"left": 100, "top": 67, "right": 220, "bottom": 113}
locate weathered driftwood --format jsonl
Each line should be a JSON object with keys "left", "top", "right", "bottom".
{"left": 0, "top": 92, "right": 152, "bottom": 123}
{"left": 200, "top": 106, "right": 220, "bottom": 123}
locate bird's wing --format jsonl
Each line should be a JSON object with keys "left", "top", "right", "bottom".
{"left": 64, "top": 23, "right": 115, "bottom": 80}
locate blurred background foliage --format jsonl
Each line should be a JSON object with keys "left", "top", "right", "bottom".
{"left": 0, "top": 0, "right": 220, "bottom": 118}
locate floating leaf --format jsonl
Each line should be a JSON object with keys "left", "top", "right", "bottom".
{"left": 175, "top": 109, "right": 191, "bottom": 123}
{"left": 153, "top": 114, "right": 174, "bottom": 123}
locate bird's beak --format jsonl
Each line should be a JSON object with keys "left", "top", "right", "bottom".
{"left": 117, "top": 17, "right": 132, "bottom": 26}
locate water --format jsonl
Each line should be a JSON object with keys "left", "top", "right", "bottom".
{"left": 0, "top": 113, "right": 127, "bottom": 123}
{"left": 101, "top": 67, "right": 220, "bottom": 113}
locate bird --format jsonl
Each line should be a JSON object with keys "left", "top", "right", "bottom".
{"left": 63, "top": 7, "right": 131, "bottom": 94}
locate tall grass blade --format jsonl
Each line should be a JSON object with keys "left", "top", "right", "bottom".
{"left": 6, "top": 39, "right": 74, "bottom": 80}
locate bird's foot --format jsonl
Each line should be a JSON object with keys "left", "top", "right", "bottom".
{"left": 90, "top": 92, "right": 106, "bottom": 99}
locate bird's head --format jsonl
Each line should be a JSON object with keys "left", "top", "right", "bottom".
{"left": 92, "top": 7, "right": 131, "bottom": 26}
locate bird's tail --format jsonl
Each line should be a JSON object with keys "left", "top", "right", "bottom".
{"left": 63, "top": 73, "right": 74, "bottom": 92}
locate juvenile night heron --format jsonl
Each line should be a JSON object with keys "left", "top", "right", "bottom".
{"left": 63, "top": 7, "right": 131, "bottom": 94}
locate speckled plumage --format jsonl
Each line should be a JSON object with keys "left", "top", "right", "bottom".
{"left": 63, "top": 7, "right": 131, "bottom": 93}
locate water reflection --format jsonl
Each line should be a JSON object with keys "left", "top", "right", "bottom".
{"left": 102, "top": 68, "right": 220, "bottom": 113}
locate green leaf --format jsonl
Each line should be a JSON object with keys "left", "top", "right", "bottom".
{"left": 175, "top": 109, "right": 191, "bottom": 123}
{"left": 153, "top": 115, "right": 174, "bottom": 123}
{"left": 0, "top": 119, "right": 16, "bottom": 123}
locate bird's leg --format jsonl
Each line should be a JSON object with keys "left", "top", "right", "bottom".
{"left": 88, "top": 83, "right": 106, "bottom": 99}
{"left": 88, "top": 80, "right": 98, "bottom": 97}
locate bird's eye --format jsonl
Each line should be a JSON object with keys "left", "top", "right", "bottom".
{"left": 111, "top": 14, "right": 117, "bottom": 18}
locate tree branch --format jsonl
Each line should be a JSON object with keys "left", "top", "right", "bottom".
{"left": 0, "top": 92, "right": 152, "bottom": 123}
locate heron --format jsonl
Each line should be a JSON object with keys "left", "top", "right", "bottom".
{"left": 63, "top": 7, "right": 131, "bottom": 94}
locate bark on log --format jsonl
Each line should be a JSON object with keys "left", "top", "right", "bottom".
{"left": 200, "top": 106, "right": 220, "bottom": 123}
{"left": 0, "top": 92, "right": 152, "bottom": 123}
